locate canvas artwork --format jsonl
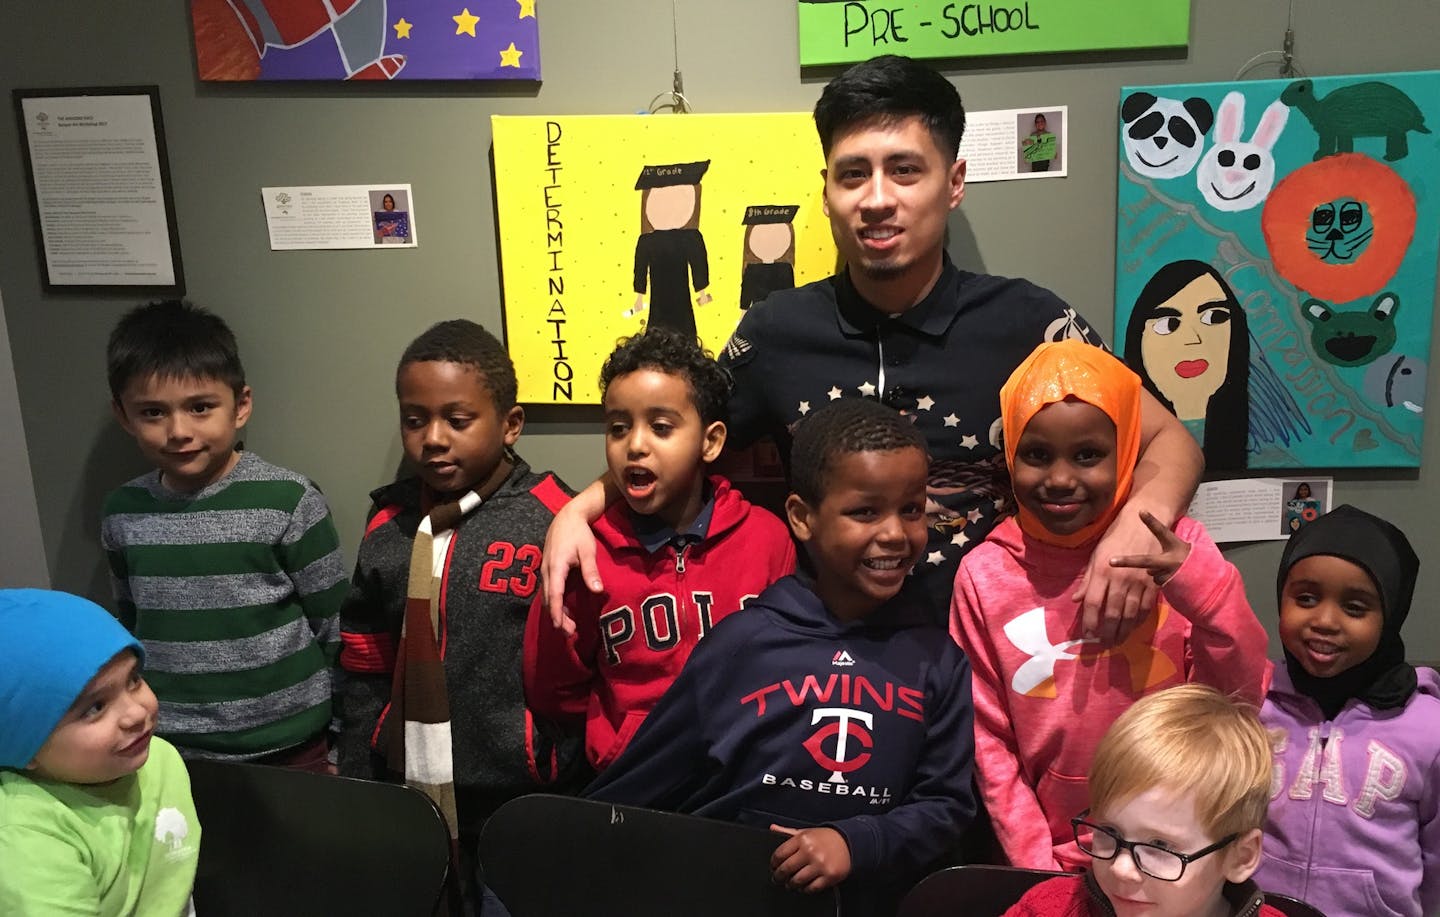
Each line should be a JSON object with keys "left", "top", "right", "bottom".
{"left": 1116, "top": 71, "right": 1439, "bottom": 469}
{"left": 491, "top": 113, "right": 838, "bottom": 406}
{"left": 192, "top": 0, "right": 540, "bottom": 80}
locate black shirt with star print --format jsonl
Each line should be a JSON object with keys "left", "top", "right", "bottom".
{"left": 720, "top": 256, "right": 1105, "bottom": 625}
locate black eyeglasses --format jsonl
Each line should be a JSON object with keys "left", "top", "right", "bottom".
{"left": 1071, "top": 810, "right": 1237, "bottom": 882}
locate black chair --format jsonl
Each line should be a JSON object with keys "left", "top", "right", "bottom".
{"left": 897, "top": 864, "right": 1062, "bottom": 917}
{"left": 187, "top": 759, "right": 451, "bottom": 917}
{"left": 896, "top": 864, "right": 1329, "bottom": 917}
{"left": 1264, "top": 893, "right": 1327, "bottom": 917}
{"left": 481, "top": 794, "right": 839, "bottom": 917}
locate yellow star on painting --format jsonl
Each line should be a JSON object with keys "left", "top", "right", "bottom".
{"left": 393, "top": 17, "right": 413, "bottom": 39}
{"left": 499, "top": 41, "right": 523, "bottom": 67}
{"left": 517, "top": 0, "right": 536, "bottom": 18}
{"left": 453, "top": 8, "right": 480, "bottom": 37}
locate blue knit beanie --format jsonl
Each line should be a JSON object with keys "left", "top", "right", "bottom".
{"left": 0, "top": 589, "right": 143, "bottom": 769}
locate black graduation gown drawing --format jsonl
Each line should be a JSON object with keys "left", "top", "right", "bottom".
{"left": 739, "top": 261, "right": 795, "bottom": 311}
{"left": 634, "top": 229, "right": 709, "bottom": 339}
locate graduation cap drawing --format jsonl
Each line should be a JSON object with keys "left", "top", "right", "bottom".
{"left": 635, "top": 160, "right": 711, "bottom": 189}
{"left": 742, "top": 205, "right": 800, "bottom": 225}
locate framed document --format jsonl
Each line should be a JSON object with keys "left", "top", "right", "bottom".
{"left": 13, "top": 86, "right": 185, "bottom": 294}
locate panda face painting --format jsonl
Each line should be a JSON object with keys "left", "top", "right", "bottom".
{"left": 1121, "top": 93, "right": 1214, "bottom": 180}
{"left": 1307, "top": 197, "right": 1374, "bottom": 263}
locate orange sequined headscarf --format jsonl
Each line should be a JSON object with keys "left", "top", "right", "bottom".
{"left": 1000, "top": 340, "right": 1142, "bottom": 547}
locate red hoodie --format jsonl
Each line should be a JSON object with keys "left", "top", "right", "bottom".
{"left": 524, "top": 476, "right": 795, "bottom": 770}
{"left": 950, "top": 516, "right": 1271, "bottom": 871}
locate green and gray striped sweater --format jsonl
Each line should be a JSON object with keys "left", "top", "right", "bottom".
{"left": 101, "top": 450, "right": 347, "bottom": 760}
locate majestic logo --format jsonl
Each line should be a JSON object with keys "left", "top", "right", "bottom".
{"left": 1004, "top": 605, "right": 1176, "bottom": 698}
{"left": 723, "top": 334, "right": 751, "bottom": 361}
{"left": 831, "top": 649, "right": 855, "bottom": 667}
{"left": 802, "top": 708, "right": 873, "bottom": 783}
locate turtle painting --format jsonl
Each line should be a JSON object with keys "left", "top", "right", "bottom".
{"left": 1281, "top": 78, "right": 1431, "bottom": 162}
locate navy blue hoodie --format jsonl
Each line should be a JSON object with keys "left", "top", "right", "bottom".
{"left": 588, "top": 575, "right": 975, "bottom": 902}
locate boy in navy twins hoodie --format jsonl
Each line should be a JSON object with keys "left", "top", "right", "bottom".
{"left": 589, "top": 397, "right": 975, "bottom": 916}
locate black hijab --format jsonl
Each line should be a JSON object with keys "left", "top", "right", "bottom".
{"left": 1277, "top": 504, "right": 1419, "bottom": 719}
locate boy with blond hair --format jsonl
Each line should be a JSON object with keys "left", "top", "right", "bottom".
{"left": 1008, "top": 684, "right": 1284, "bottom": 917}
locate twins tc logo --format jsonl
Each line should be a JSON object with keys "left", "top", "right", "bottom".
{"left": 802, "top": 708, "right": 873, "bottom": 783}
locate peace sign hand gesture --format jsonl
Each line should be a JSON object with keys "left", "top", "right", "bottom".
{"left": 1107, "top": 510, "right": 1192, "bottom": 587}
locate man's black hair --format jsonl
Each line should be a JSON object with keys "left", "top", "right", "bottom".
{"left": 599, "top": 327, "right": 731, "bottom": 426}
{"left": 398, "top": 320, "right": 518, "bottom": 412}
{"left": 107, "top": 300, "right": 246, "bottom": 400}
{"left": 789, "top": 398, "right": 927, "bottom": 505}
{"left": 813, "top": 54, "right": 966, "bottom": 159}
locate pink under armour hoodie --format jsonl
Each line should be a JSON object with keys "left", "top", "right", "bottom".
{"left": 950, "top": 515, "right": 1271, "bottom": 872}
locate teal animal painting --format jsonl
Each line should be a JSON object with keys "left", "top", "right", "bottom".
{"left": 1302, "top": 293, "right": 1399, "bottom": 367}
{"left": 1117, "top": 70, "right": 1439, "bottom": 469}
{"left": 1281, "top": 79, "right": 1430, "bottom": 161}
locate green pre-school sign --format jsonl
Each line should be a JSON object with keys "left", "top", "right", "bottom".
{"left": 797, "top": 0, "right": 1190, "bottom": 66}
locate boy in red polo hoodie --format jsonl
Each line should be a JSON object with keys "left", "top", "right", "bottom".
{"left": 525, "top": 328, "right": 794, "bottom": 770}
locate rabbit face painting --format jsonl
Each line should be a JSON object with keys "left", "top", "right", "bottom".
{"left": 1197, "top": 91, "right": 1289, "bottom": 212}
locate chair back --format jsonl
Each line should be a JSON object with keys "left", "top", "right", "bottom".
{"left": 481, "top": 794, "right": 839, "bottom": 917}
{"left": 188, "top": 759, "right": 451, "bottom": 917}
{"left": 896, "top": 866, "right": 1330, "bottom": 917}
{"left": 897, "top": 864, "right": 1066, "bottom": 917}
{"left": 1264, "top": 892, "right": 1328, "bottom": 917}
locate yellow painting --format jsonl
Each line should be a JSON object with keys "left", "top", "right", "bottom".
{"left": 492, "top": 113, "right": 836, "bottom": 405}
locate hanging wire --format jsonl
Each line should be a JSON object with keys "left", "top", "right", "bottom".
{"left": 1235, "top": 0, "right": 1304, "bottom": 80}
{"left": 648, "top": 0, "right": 693, "bottom": 113}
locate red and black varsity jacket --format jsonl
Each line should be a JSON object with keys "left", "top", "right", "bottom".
{"left": 336, "top": 459, "right": 586, "bottom": 825}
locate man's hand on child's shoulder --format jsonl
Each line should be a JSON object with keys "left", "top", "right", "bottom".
{"left": 1107, "top": 510, "right": 1193, "bottom": 588}
{"left": 769, "top": 824, "right": 851, "bottom": 892}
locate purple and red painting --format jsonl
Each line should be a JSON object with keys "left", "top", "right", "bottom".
{"left": 192, "top": 0, "right": 540, "bottom": 81}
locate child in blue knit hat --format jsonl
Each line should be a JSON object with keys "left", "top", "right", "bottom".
{"left": 0, "top": 589, "right": 201, "bottom": 916}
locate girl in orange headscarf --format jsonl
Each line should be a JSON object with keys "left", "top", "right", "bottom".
{"left": 949, "top": 339, "right": 1270, "bottom": 872}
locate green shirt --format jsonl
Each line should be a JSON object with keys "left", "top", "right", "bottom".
{"left": 1023, "top": 131, "right": 1057, "bottom": 163}
{"left": 0, "top": 738, "right": 200, "bottom": 916}
{"left": 101, "top": 450, "right": 347, "bottom": 758}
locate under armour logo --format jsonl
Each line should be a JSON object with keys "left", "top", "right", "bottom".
{"left": 802, "top": 708, "right": 873, "bottom": 783}
{"left": 1003, "top": 605, "right": 1176, "bottom": 698}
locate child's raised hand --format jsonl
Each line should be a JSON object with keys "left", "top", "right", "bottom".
{"left": 1107, "top": 510, "right": 1192, "bottom": 586}
{"left": 769, "top": 824, "right": 851, "bottom": 892}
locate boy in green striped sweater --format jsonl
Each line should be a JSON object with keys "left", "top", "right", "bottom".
{"left": 100, "top": 300, "right": 347, "bottom": 769}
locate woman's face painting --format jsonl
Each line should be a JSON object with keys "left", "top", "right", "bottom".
{"left": 1139, "top": 272, "right": 1234, "bottom": 420}
{"left": 645, "top": 185, "right": 697, "bottom": 230}
{"left": 748, "top": 223, "right": 792, "bottom": 263}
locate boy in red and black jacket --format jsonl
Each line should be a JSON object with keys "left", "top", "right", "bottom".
{"left": 336, "top": 321, "right": 585, "bottom": 907}
{"left": 524, "top": 327, "right": 795, "bottom": 771}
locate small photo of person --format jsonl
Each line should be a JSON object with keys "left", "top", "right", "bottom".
{"left": 1016, "top": 110, "right": 1064, "bottom": 174}
{"left": 1281, "top": 480, "right": 1326, "bottom": 535}
{"left": 370, "top": 189, "right": 411, "bottom": 244}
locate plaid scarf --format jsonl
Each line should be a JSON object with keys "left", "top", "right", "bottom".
{"left": 378, "top": 487, "right": 485, "bottom": 840}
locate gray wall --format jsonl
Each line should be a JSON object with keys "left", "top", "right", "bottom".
{"left": 3, "top": 2, "right": 1438, "bottom": 655}
{"left": 0, "top": 286, "right": 49, "bottom": 587}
